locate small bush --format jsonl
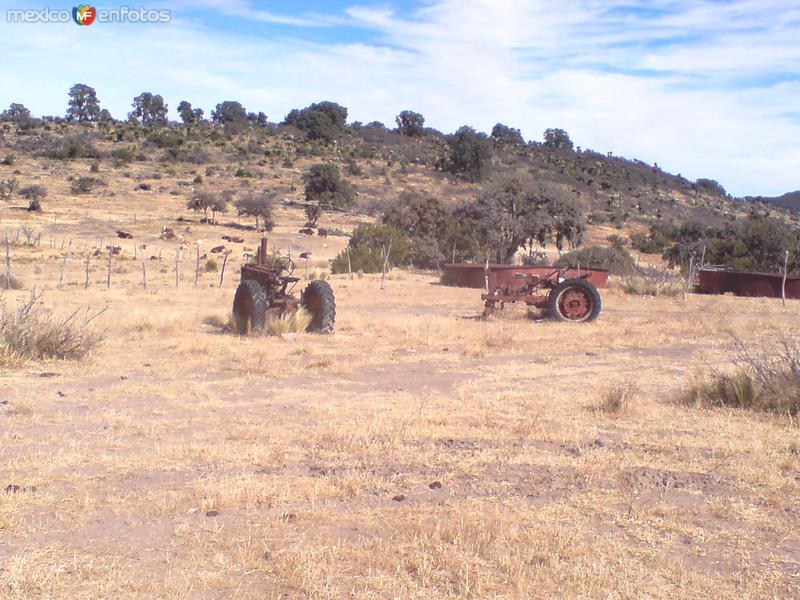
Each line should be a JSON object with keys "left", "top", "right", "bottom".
{"left": 110, "top": 147, "right": 136, "bottom": 164}
{"left": 1, "top": 274, "right": 24, "bottom": 289}
{"left": 556, "top": 245, "right": 638, "bottom": 276}
{"left": 0, "top": 291, "right": 104, "bottom": 364}
{"left": 596, "top": 382, "right": 637, "bottom": 415}
{"left": 620, "top": 269, "right": 684, "bottom": 297}
{"left": 71, "top": 176, "right": 106, "bottom": 195}
{"left": 685, "top": 334, "right": 800, "bottom": 417}
{"left": 205, "top": 258, "right": 218, "bottom": 272}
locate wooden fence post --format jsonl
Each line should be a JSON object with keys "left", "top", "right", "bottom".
{"left": 219, "top": 252, "right": 228, "bottom": 287}
{"left": 782, "top": 250, "right": 789, "bottom": 307}
{"left": 140, "top": 245, "right": 148, "bottom": 290}
{"left": 106, "top": 247, "right": 113, "bottom": 289}
{"left": 175, "top": 248, "right": 181, "bottom": 288}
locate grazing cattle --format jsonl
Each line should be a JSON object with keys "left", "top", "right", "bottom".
{"left": 317, "top": 228, "right": 328, "bottom": 238}
{"left": 299, "top": 228, "right": 314, "bottom": 236}
{"left": 105, "top": 245, "right": 122, "bottom": 255}
{"left": 116, "top": 230, "right": 134, "bottom": 239}
{"left": 299, "top": 252, "right": 311, "bottom": 259}
{"left": 160, "top": 227, "right": 176, "bottom": 240}
{"left": 222, "top": 235, "right": 244, "bottom": 243}
{"left": 210, "top": 245, "right": 226, "bottom": 253}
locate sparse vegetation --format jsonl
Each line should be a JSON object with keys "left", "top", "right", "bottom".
{"left": 595, "top": 381, "right": 637, "bottom": 415}
{"left": 686, "top": 333, "right": 800, "bottom": 417}
{"left": 0, "top": 290, "right": 104, "bottom": 364}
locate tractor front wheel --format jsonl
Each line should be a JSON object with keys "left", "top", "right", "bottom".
{"left": 548, "top": 278, "right": 602, "bottom": 323}
{"left": 301, "top": 279, "right": 335, "bottom": 333}
{"left": 232, "top": 279, "right": 267, "bottom": 334}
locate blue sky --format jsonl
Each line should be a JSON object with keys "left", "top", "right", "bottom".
{"left": 1, "top": 0, "right": 799, "bottom": 197}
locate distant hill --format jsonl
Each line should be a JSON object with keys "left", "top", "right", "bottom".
{"left": 745, "top": 191, "right": 800, "bottom": 212}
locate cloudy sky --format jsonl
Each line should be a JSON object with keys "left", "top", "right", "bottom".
{"left": 1, "top": 0, "right": 799, "bottom": 196}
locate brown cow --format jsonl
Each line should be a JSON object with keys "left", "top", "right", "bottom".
{"left": 210, "top": 245, "right": 226, "bottom": 253}
{"left": 317, "top": 228, "right": 328, "bottom": 238}
{"left": 116, "top": 230, "right": 134, "bottom": 239}
{"left": 298, "top": 228, "right": 314, "bottom": 236}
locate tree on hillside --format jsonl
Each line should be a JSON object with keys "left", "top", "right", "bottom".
{"left": 303, "top": 163, "right": 356, "bottom": 211}
{"left": 454, "top": 177, "right": 584, "bottom": 262}
{"left": 248, "top": 111, "right": 268, "bottom": 126}
{"left": 284, "top": 101, "right": 348, "bottom": 143}
{"left": 177, "top": 101, "right": 204, "bottom": 126}
{"left": 212, "top": 101, "right": 248, "bottom": 124}
{"left": 543, "top": 128, "right": 573, "bottom": 150}
{"left": 235, "top": 192, "right": 275, "bottom": 230}
{"left": 382, "top": 191, "right": 449, "bottom": 267}
{"left": 129, "top": 92, "right": 168, "bottom": 125}
{"left": 187, "top": 190, "right": 228, "bottom": 223}
{"left": 0, "top": 103, "right": 32, "bottom": 125}
{"left": 66, "top": 83, "right": 101, "bottom": 123}
{"left": 491, "top": 123, "right": 524, "bottom": 146}
{"left": 395, "top": 110, "right": 425, "bottom": 136}
{"left": 441, "top": 126, "right": 493, "bottom": 182}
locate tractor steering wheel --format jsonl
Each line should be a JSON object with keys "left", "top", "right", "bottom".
{"left": 275, "top": 256, "right": 295, "bottom": 277}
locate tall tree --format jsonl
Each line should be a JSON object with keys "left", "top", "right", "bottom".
{"left": 66, "top": 83, "right": 101, "bottom": 123}
{"left": 211, "top": 101, "right": 247, "bottom": 124}
{"left": 284, "top": 101, "right": 348, "bottom": 143}
{"left": 543, "top": 128, "right": 573, "bottom": 150}
{"left": 395, "top": 110, "right": 425, "bottom": 136}
{"left": 177, "top": 101, "right": 204, "bottom": 126}
{"left": 129, "top": 92, "right": 168, "bottom": 125}
{"left": 0, "top": 103, "right": 32, "bottom": 125}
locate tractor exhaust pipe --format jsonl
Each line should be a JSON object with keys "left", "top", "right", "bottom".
{"left": 258, "top": 237, "right": 268, "bottom": 266}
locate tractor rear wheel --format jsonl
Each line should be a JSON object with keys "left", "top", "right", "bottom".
{"left": 232, "top": 279, "right": 267, "bottom": 334}
{"left": 548, "top": 278, "right": 601, "bottom": 323}
{"left": 301, "top": 279, "right": 335, "bottom": 333}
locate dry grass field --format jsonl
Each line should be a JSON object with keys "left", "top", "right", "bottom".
{"left": 1, "top": 154, "right": 799, "bottom": 599}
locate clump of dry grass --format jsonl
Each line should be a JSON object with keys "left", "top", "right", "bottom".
{"left": 595, "top": 381, "right": 637, "bottom": 415}
{"left": 685, "top": 333, "right": 800, "bottom": 417}
{"left": 0, "top": 274, "right": 24, "bottom": 290}
{"left": 0, "top": 290, "right": 104, "bottom": 364}
{"left": 266, "top": 308, "right": 312, "bottom": 336}
{"left": 620, "top": 268, "right": 684, "bottom": 297}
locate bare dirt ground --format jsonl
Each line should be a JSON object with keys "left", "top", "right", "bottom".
{"left": 1, "top": 156, "right": 800, "bottom": 599}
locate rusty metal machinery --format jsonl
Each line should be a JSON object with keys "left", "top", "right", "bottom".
{"left": 481, "top": 267, "right": 602, "bottom": 323}
{"left": 232, "top": 238, "right": 335, "bottom": 334}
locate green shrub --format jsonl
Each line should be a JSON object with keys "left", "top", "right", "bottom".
{"left": 70, "top": 176, "right": 106, "bottom": 195}
{"left": 331, "top": 224, "right": 410, "bottom": 274}
{"left": 556, "top": 245, "right": 638, "bottom": 276}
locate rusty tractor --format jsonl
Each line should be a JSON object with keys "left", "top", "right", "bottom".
{"left": 481, "top": 267, "right": 602, "bottom": 322}
{"left": 232, "top": 238, "right": 335, "bottom": 334}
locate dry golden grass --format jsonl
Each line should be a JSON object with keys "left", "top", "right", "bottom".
{"left": 0, "top": 151, "right": 799, "bottom": 599}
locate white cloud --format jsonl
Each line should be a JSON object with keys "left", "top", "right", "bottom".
{"left": 0, "top": 0, "right": 798, "bottom": 196}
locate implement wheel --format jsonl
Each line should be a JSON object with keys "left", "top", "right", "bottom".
{"left": 232, "top": 279, "right": 267, "bottom": 334}
{"left": 301, "top": 279, "right": 335, "bottom": 333}
{"left": 548, "top": 278, "right": 601, "bottom": 323}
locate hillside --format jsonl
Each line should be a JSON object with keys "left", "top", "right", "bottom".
{"left": 0, "top": 113, "right": 773, "bottom": 253}
{"left": 746, "top": 190, "right": 800, "bottom": 213}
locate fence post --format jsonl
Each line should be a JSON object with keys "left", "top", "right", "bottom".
{"left": 175, "top": 248, "right": 180, "bottom": 288}
{"left": 782, "top": 250, "right": 789, "bottom": 307}
{"left": 4, "top": 234, "right": 10, "bottom": 290}
{"left": 194, "top": 244, "right": 200, "bottom": 287}
{"left": 219, "top": 252, "right": 228, "bottom": 287}
{"left": 141, "top": 245, "right": 148, "bottom": 290}
{"left": 106, "top": 247, "right": 113, "bottom": 289}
